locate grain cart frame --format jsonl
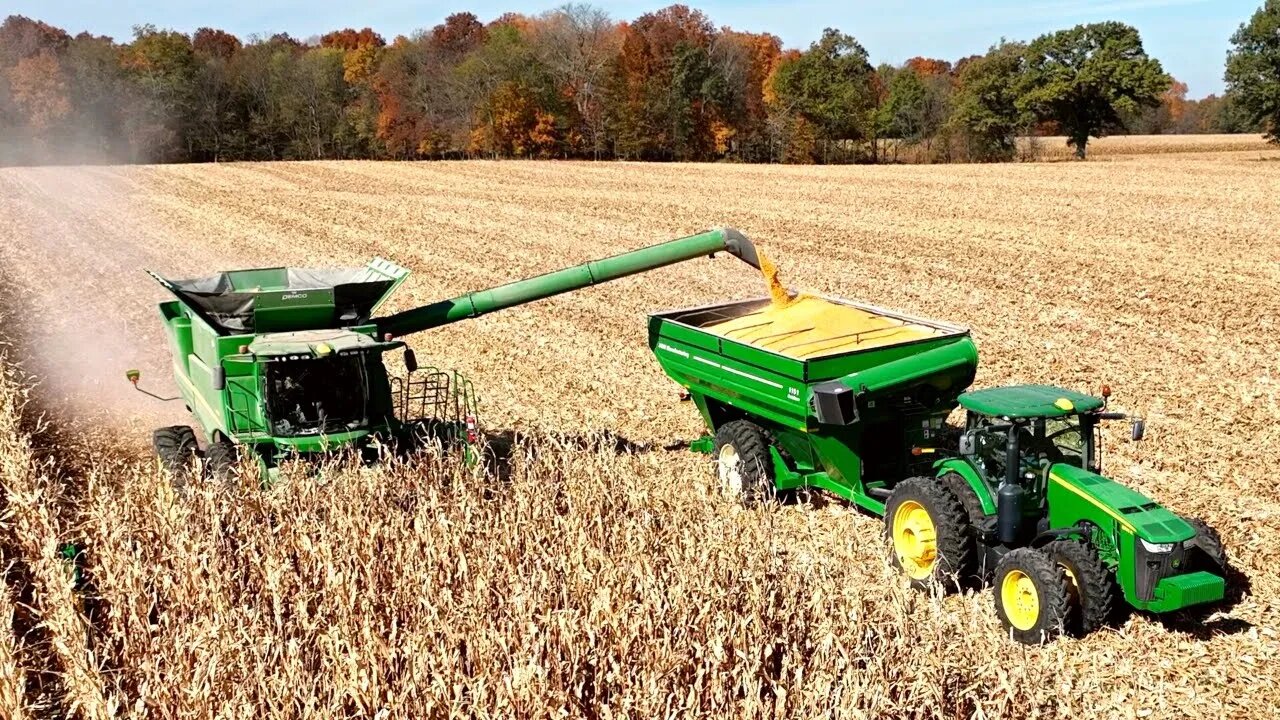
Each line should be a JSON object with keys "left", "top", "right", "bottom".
{"left": 649, "top": 297, "right": 1227, "bottom": 643}
{"left": 141, "top": 228, "right": 764, "bottom": 480}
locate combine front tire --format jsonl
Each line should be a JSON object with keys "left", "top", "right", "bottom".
{"left": 1045, "top": 539, "right": 1114, "bottom": 636}
{"left": 203, "top": 441, "right": 238, "bottom": 482}
{"left": 994, "top": 548, "right": 1070, "bottom": 644}
{"left": 153, "top": 426, "right": 198, "bottom": 482}
{"left": 713, "top": 420, "right": 779, "bottom": 505}
{"left": 885, "top": 478, "right": 974, "bottom": 591}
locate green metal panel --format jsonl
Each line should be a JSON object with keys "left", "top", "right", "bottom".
{"left": 1047, "top": 464, "right": 1194, "bottom": 544}
{"left": 960, "top": 385, "right": 1105, "bottom": 418}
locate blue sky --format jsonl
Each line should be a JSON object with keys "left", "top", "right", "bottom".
{"left": 6, "top": 0, "right": 1259, "bottom": 96}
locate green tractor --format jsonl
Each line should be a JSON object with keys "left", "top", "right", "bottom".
{"left": 134, "top": 228, "right": 765, "bottom": 481}
{"left": 648, "top": 295, "right": 1228, "bottom": 642}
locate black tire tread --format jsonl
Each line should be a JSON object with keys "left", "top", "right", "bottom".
{"left": 1184, "top": 517, "right": 1227, "bottom": 570}
{"left": 1046, "top": 539, "right": 1115, "bottom": 636}
{"left": 713, "top": 420, "right": 776, "bottom": 505}
{"left": 153, "top": 425, "right": 198, "bottom": 479}
{"left": 884, "top": 477, "right": 975, "bottom": 591}
{"left": 203, "top": 441, "right": 238, "bottom": 482}
{"left": 994, "top": 548, "right": 1070, "bottom": 644}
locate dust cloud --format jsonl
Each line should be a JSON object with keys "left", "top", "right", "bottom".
{"left": 0, "top": 166, "right": 215, "bottom": 445}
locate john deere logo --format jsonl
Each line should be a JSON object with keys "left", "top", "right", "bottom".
{"left": 281, "top": 292, "right": 309, "bottom": 301}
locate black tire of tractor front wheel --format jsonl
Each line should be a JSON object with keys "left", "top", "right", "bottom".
{"left": 884, "top": 477, "right": 975, "bottom": 592}
{"left": 203, "top": 441, "right": 238, "bottom": 483}
{"left": 993, "top": 548, "right": 1070, "bottom": 645}
{"left": 1184, "top": 517, "right": 1228, "bottom": 571}
{"left": 153, "top": 426, "right": 199, "bottom": 483}
{"left": 1045, "top": 539, "right": 1115, "bottom": 636}
{"left": 712, "top": 420, "right": 780, "bottom": 505}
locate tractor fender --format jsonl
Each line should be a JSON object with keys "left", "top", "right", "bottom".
{"left": 933, "top": 457, "right": 995, "bottom": 515}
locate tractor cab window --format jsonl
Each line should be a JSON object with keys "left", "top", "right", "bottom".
{"left": 264, "top": 354, "right": 370, "bottom": 436}
{"left": 963, "top": 416, "right": 1009, "bottom": 482}
{"left": 1019, "top": 416, "right": 1086, "bottom": 469}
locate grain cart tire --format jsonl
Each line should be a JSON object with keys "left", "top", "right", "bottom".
{"left": 153, "top": 426, "right": 199, "bottom": 483}
{"left": 885, "top": 478, "right": 974, "bottom": 591}
{"left": 1045, "top": 539, "right": 1114, "bottom": 636}
{"left": 994, "top": 548, "right": 1070, "bottom": 644}
{"left": 713, "top": 420, "right": 779, "bottom": 505}
{"left": 1184, "top": 517, "right": 1227, "bottom": 571}
{"left": 203, "top": 441, "right": 238, "bottom": 483}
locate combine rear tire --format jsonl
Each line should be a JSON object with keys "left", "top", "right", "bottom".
{"left": 1045, "top": 539, "right": 1114, "bottom": 636}
{"left": 885, "top": 478, "right": 974, "bottom": 591}
{"left": 203, "top": 441, "right": 238, "bottom": 482}
{"left": 153, "top": 426, "right": 198, "bottom": 483}
{"left": 713, "top": 421, "right": 779, "bottom": 505}
{"left": 994, "top": 548, "right": 1070, "bottom": 644}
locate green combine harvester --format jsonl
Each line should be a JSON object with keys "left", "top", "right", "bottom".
{"left": 137, "top": 228, "right": 764, "bottom": 479}
{"left": 138, "top": 226, "right": 1227, "bottom": 642}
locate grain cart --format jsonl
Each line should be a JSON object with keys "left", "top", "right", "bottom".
{"left": 649, "top": 296, "right": 1227, "bottom": 643}
{"left": 138, "top": 228, "right": 763, "bottom": 480}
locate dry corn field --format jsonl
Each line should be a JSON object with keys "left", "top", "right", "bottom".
{"left": 1020, "top": 133, "right": 1274, "bottom": 160}
{"left": 1, "top": 146, "right": 1279, "bottom": 718}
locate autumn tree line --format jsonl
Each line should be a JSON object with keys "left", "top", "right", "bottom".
{"left": 1, "top": 3, "right": 1276, "bottom": 167}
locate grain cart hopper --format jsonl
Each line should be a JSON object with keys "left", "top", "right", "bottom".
{"left": 650, "top": 295, "right": 1228, "bottom": 643}
{"left": 140, "top": 228, "right": 763, "bottom": 480}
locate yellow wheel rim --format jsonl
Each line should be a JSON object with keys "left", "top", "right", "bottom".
{"left": 892, "top": 500, "right": 937, "bottom": 580}
{"left": 1001, "top": 569, "right": 1041, "bottom": 631}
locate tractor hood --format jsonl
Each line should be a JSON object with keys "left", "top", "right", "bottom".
{"left": 1048, "top": 464, "right": 1194, "bottom": 544}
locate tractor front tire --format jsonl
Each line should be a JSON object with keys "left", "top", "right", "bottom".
{"left": 203, "top": 441, "right": 238, "bottom": 483}
{"left": 994, "top": 548, "right": 1070, "bottom": 644}
{"left": 1184, "top": 517, "right": 1227, "bottom": 571}
{"left": 885, "top": 478, "right": 974, "bottom": 592}
{"left": 1045, "top": 539, "right": 1114, "bottom": 636}
{"left": 153, "top": 426, "right": 199, "bottom": 484}
{"left": 713, "top": 421, "right": 779, "bottom": 506}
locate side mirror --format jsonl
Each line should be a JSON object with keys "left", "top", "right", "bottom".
{"left": 212, "top": 366, "right": 226, "bottom": 391}
{"left": 404, "top": 348, "right": 418, "bottom": 374}
{"left": 1130, "top": 419, "right": 1145, "bottom": 442}
{"left": 959, "top": 433, "right": 975, "bottom": 456}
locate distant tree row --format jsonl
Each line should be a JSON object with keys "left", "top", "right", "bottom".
{"left": 0, "top": 3, "right": 1273, "bottom": 166}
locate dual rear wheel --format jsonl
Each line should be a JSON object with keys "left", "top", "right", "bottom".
{"left": 883, "top": 476, "right": 1114, "bottom": 643}
{"left": 152, "top": 425, "right": 238, "bottom": 486}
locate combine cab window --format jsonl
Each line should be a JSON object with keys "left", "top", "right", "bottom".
{"left": 265, "top": 355, "right": 370, "bottom": 436}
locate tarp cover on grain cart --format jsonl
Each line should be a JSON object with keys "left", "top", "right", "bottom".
{"left": 149, "top": 258, "right": 409, "bottom": 335}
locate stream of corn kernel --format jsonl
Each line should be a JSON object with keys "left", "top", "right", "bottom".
{"left": 706, "top": 250, "right": 941, "bottom": 359}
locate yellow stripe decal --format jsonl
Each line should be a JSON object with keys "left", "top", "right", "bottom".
{"left": 1050, "top": 474, "right": 1136, "bottom": 533}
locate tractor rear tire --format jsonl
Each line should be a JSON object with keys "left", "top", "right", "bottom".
{"left": 994, "top": 548, "right": 1070, "bottom": 644}
{"left": 1046, "top": 539, "right": 1114, "bottom": 636}
{"left": 203, "top": 441, "right": 238, "bottom": 483}
{"left": 1184, "top": 517, "right": 1227, "bottom": 571}
{"left": 153, "top": 426, "right": 199, "bottom": 484}
{"left": 885, "top": 477, "right": 974, "bottom": 592}
{"left": 713, "top": 420, "right": 780, "bottom": 506}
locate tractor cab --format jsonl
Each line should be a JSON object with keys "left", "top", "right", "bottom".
{"left": 956, "top": 384, "right": 1143, "bottom": 491}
